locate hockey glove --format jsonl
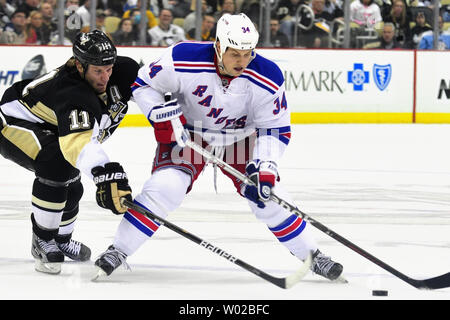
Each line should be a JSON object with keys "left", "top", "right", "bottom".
{"left": 148, "top": 98, "right": 189, "bottom": 147}
{"left": 92, "top": 162, "right": 132, "bottom": 215}
{"left": 242, "top": 159, "right": 278, "bottom": 209}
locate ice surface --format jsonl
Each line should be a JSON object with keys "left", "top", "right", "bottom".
{"left": 0, "top": 124, "right": 449, "bottom": 301}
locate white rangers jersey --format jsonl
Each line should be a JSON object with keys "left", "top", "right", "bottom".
{"left": 132, "top": 41, "right": 291, "bottom": 162}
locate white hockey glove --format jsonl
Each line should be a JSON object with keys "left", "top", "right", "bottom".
{"left": 148, "top": 97, "right": 189, "bottom": 147}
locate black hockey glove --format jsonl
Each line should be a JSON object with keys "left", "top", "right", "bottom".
{"left": 92, "top": 162, "right": 132, "bottom": 215}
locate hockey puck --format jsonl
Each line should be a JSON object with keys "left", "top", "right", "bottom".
{"left": 372, "top": 290, "right": 388, "bottom": 296}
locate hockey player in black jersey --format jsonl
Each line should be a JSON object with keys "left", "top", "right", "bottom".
{"left": 0, "top": 30, "right": 138, "bottom": 274}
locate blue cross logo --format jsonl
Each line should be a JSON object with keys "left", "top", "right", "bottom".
{"left": 348, "top": 63, "right": 369, "bottom": 91}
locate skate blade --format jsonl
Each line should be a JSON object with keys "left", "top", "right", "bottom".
{"left": 91, "top": 267, "right": 108, "bottom": 282}
{"left": 34, "top": 260, "right": 61, "bottom": 274}
{"left": 334, "top": 275, "right": 348, "bottom": 284}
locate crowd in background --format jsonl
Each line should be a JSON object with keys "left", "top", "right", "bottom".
{"left": 0, "top": 0, "right": 449, "bottom": 49}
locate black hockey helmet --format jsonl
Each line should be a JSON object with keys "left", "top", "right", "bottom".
{"left": 73, "top": 30, "right": 117, "bottom": 68}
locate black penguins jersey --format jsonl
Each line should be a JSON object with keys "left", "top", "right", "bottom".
{"left": 0, "top": 56, "right": 139, "bottom": 175}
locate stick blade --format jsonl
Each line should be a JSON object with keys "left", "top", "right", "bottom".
{"left": 284, "top": 252, "right": 313, "bottom": 289}
{"left": 413, "top": 272, "right": 450, "bottom": 290}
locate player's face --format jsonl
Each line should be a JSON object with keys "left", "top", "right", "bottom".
{"left": 221, "top": 47, "right": 253, "bottom": 77}
{"left": 84, "top": 64, "right": 114, "bottom": 93}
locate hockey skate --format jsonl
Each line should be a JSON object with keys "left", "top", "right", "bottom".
{"left": 31, "top": 233, "right": 65, "bottom": 274}
{"left": 56, "top": 238, "right": 91, "bottom": 262}
{"left": 310, "top": 249, "right": 345, "bottom": 282}
{"left": 92, "top": 245, "right": 129, "bottom": 280}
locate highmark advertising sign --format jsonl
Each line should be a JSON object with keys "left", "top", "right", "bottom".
{"left": 259, "top": 49, "right": 414, "bottom": 123}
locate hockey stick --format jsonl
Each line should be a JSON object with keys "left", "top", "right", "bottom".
{"left": 184, "top": 139, "right": 450, "bottom": 290}
{"left": 120, "top": 198, "right": 312, "bottom": 289}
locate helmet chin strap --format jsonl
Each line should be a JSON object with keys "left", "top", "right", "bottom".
{"left": 214, "top": 41, "right": 224, "bottom": 67}
{"left": 217, "top": 60, "right": 228, "bottom": 75}
{"left": 214, "top": 41, "right": 230, "bottom": 75}
{"left": 216, "top": 57, "right": 232, "bottom": 77}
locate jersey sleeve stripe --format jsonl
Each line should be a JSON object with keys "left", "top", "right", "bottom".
{"left": 247, "top": 54, "right": 284, "bottom": 87}
{"left": 242, "top": 69, "right": 279, "bottom": 91}
{"left": 174, "top": 62, "right": 215, "bottom": 68}
{"left": 173, "top": 62, "right": 216, "bottom": 74}
{"left": 174, "top": 68, "right": 216, "bottom": 74}
{"left": 240, "top": 75, "right": 276, "bottom": 94}
{"left": 131, "top": 76, "right": 148, "bottom": 92}
{"left": 257, "top": 126, "right": 291, "bottom": 145}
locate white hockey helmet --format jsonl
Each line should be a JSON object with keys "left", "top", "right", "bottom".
{"left": 214, "top": 13, "right": 259, "bottom": 62}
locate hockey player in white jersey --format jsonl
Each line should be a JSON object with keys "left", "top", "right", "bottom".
{"left": 94, "top": 13, "right": 344, "bottom": 281}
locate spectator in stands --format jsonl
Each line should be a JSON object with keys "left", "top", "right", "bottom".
{"left": 142, "top": 0, "right": 187, "bottom": 17}
{"left": 76, "top": 0, "right": 92, "bottom": 30}
{"left": 214, "top": 0, "right": 236, "bottom": 20}
{"left": 206, "top": 0, "right": 219, "bottom": 15}
{"left": 167, "top": 0, "right": 191, "bottom": 18}
{"left": 0, "top": 0, "right": 15, "bottom": 29}
{"left": 323, "top": 0, "right": 343, "bottom": 19}
{"left": 349, "top": 0, "right": 383, "bottom": 48}
{"left": 442, "top": 4, "right": 450, "bottom": 23}
{"left": 123, "top": 0, "right": 157, "bottom": 29}
{"left": 419, "top": 15, "right": 450, "bottom": 50}
{"left": 241, "top": 0, "right": 259, "bottom": 23}
{"left": 184, "top": 0, "right": 208, "bottom": 33}
{"left": 128, "top": 7, "right": 141, "bottom": 26}
{"left": 123, "top": 0, "right": 137, "bottom": 12}
{"left": 97, "top": 0, "right": 125, "bottom": 17}
{"left": 147, "top": 0, "right": 160, "bottom": 16}
{"left": 112, "top": 17, "right": 140, "bottom": 45}
{"left": 93, "top": 9, "right": 108, "bottom": 34}
{"left": 274, "top": 0, "right": 306, "bottom": 46}
{"left": 63, "top": 0, "right": 81, "bottom": 40}
{"left": 268, "top": 16, "right": 290, "bottom": 47}
{"left": 25, "top": 10, "right": 45, "bottom": 44}
{"left": 364, "top": 22, "right": 403, "bottom": 49}
{"left": 295, "top": 0, "right": 334, "bottom": 48}
{"left": 383, "top": 0, "right": 413, "bottom": 48}
{"left": 148, "top": 8, "right": 185, "bottom": 46}
{"left": 1, "top": 10, "right": 27, "bottom": 44}
{"left": 44, "top": 0, "right": 59, "bottom": 11}
{"left": 17, "top": 0, "right": 40, "bottom": 18}
{"left": 39, "top": 2, "right": 57, "bottom": 45}
{"left": 186, "top": 13, "right": 215, "bottom": 41}
{"left": 350, "top": 0, "right": 382, "bottom": 28}
{"left": 378, "top": 0, "right": 391, "bottom": 18}
{"left": 65, "top": 0, "right": 80, "bottom": 10}
{"left": 411, "top": 10, "right": 432, "bottom": 48}
{"left": 48, "top": 8, "right": 80, "bottom": 44}
{"left": 416, "top": 1, "right": 433, "bottom": 9}
{"left": 312, "top": 0, "right": 330, "bottom": 18}
{"left": 126, "top": 7, "right": 152, "bottom": 44}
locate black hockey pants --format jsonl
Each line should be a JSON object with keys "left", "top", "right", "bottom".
{"left": 0, "top": 116, "right": 83, "bottom": 240}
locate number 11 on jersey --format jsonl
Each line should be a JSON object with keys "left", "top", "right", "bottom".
{"left": 69, "top": 110, "right": 91, "bottom": 130}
